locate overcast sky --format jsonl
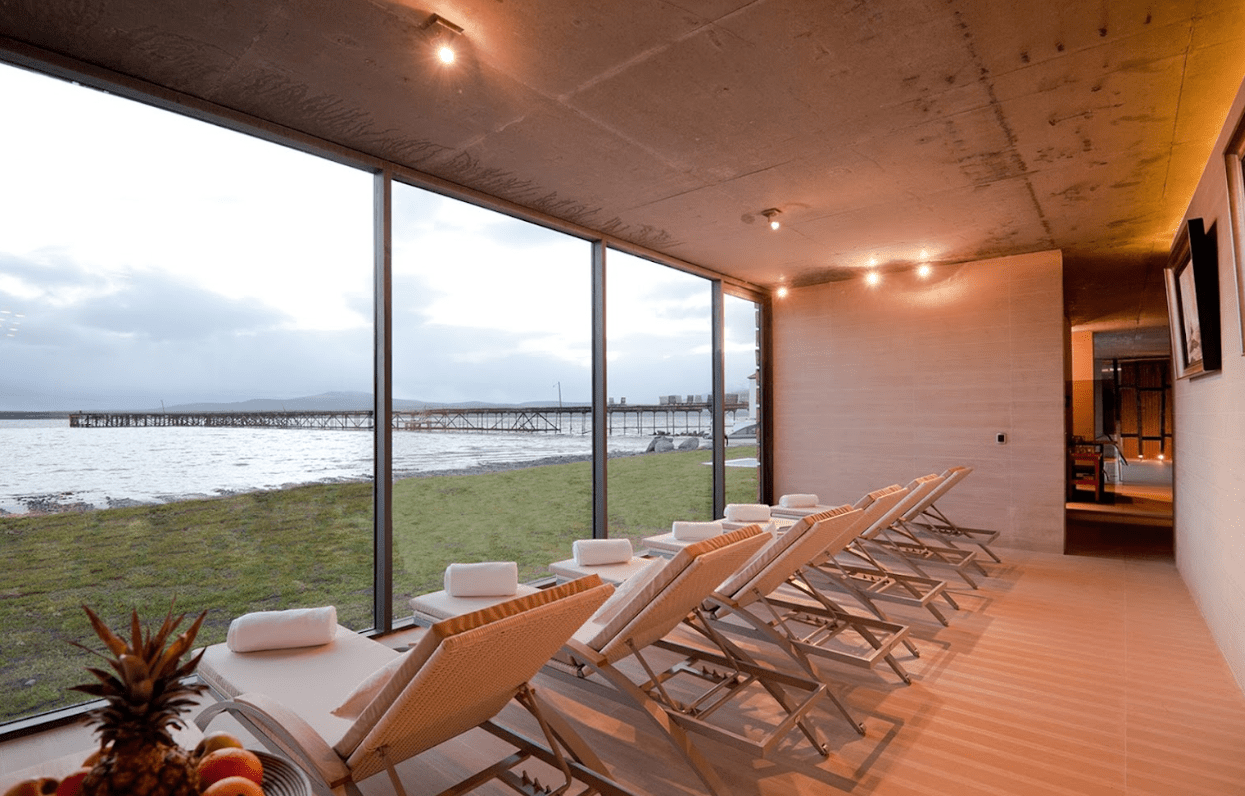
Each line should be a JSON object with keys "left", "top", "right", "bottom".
{"left": 0, "top": 63, "right": 758, "bottom": 411}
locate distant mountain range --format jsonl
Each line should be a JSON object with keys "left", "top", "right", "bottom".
{"left": 155, "top": 391, "right": 589, "bottom": 413}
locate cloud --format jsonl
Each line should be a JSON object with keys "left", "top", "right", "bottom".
{"left": 0, "top": 253, "right": 373, "bottom": 410}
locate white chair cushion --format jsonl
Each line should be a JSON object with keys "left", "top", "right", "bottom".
{"left": 671, "top": 520, "right": 724, "bottom": 541}
{"left": 410, "top": 584, "right": 541, "bottom": 623}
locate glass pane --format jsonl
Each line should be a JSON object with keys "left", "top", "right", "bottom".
{"left": 0, "top": 64, "right": 373, "bottom": 725}
{"left": 724, "top": 294, "right": 761, "bottom": 504}
{"left": 605, "top": 249, "right": 712, "bottom": 544}
{"left": 390, "top": 184, "right": 591, "bottom": 617}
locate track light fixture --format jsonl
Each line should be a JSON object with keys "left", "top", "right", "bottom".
{"left": 761, "top": 208, "right": 781, "bottom": 230}
{"left": 425, "top": 13, "right": 464, "bottom": 64}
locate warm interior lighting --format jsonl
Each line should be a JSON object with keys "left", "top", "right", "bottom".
{"left": 868, "top": 256, "right": 878, "bottom": 266}
{"left": 865, "top": 271, "right": 881, "bottom": 286}
{"left": 917, "top": 263, "right": 932, "bottom": 278}
{"left": 1158, "top": 453, "right": 1166, "bottom": 460}
{"left": 775, "top": 285, "right": 789, "bottom": 298}
{"left": 762, "top": 208, "right": 781, "bottom": 230}
{"left": 919, "top": 249, "right": 929, "bottom": 259}
{"left": 425, "top": 13, "right": 464, "bottom": 65}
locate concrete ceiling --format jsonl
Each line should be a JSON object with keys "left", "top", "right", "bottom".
{"left": 3, "top": 0, "right": 1244, "bottom": 330}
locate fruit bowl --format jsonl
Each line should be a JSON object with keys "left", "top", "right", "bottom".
{"left": 255, "top": 752, "right": 311, "bottom": 796}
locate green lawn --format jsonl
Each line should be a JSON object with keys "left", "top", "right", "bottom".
{"left": 0, "top": 445, "right": 757, "bottom": 723}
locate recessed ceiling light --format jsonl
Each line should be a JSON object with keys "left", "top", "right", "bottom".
{"left": 865, "top": 271, "right": 881, "bottom": 286}
{"left": 917, "top": 263, "right": 932, "bottom": 278}
{"left": 775, "top": 286, "right": 789, "bottom": 298}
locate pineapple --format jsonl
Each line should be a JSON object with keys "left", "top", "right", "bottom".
{"left": 71, "top": 604, "right": 209, "bottom": 796}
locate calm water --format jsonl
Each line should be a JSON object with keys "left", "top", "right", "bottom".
{"left": 0, "top": 419, "right": 669, "bottom": 515}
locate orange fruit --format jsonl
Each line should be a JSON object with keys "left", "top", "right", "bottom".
{"left": 197, "top": 747, "right": 264, "bottom": 788}
{"left": 194, "top": 731, "right": 245, "bottom": 759}
{"left": 201, "top": 776, "right": 264, "bottom": 796}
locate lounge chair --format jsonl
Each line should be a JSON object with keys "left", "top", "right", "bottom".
{"left": 806, "top": 484, "right": 959, "bottom": 626}
{"left": 548, "top": 525, "right": 835, "bottom": 796}
{"left": 195, "top": 576, "right": 636, "bottom": 796}
{"left": 696, "top": 506, "right": 915, "bottom": 696}
{"left": 862, "top": 474, "right": 987, "bottom": 588}
{"left": 901, "top": 466, "right": 1003, "bottom": 562}
{"left": 411, "top": 527, "right": 832, "bottom": 796}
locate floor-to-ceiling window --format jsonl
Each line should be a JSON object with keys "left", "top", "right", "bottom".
{"left": 0, "top": 64, "right": 373, "bottom": 723}
{"left": 724, "top": 293, "right": 762, "bottom": 503}
{"left": 390, "top": 184, "right": 592, "bottom": 616}
{"left": 0, "top": 57, "right": 770, "bottom": 731}
{"left": 604, "top": 248, "right": 714, "bottom": 543}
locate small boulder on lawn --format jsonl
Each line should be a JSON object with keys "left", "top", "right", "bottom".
{"left": 647, "top": 436, "right": 675, "bottom": 453}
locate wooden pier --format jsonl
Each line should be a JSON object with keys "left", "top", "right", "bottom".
{"left": 68, "top": 402, "right": 748, "bottom": 436}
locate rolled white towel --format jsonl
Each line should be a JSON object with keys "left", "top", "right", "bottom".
{"left": 779, "top": 493, "right": 819, "bottom": 508}
{"left": 672, "top": 520, "right": 725, "bottom": 541}
{"left": 572, "top": 538, "right": 634, "bottom": 566}
{"left": 725, "top": 503, "right": 771, "bottom": 522}
{"left": 444, "top": 561, "right": 519, "bottom": 597}
{"left": 227, "top": 606, "right": 338, "bottom": 653}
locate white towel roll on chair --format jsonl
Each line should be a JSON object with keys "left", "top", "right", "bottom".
{"left": 779, "top": 493, "right": 819, "bottom": 508}
{"left": 226, "top": 605, "right": 338, "bottom": 653}
{"left": 444, "top": 561, "right": 520, "bottom": 597}
{"left": 724, "top": 503, "right": 771, "bottom": 522}
{"left": 572, "top": 538, "right": 634, "bottom": 566}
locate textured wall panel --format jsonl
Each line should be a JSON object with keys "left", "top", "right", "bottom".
{"left": 772, "top": 249, "right": 1066, "bottom": 552}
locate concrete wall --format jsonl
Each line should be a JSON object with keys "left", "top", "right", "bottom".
{"left": 1173, "top": 75, "right": 1245, "bottom": 691}
{"left": 771, "top": 250, "right": 1066, "bottom": 552}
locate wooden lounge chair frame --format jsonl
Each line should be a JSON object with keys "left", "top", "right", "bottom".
{"left": 865, "top": 474, "right": 987, "bottom": 588}
{"left": 548, "top": 526, "right": 833, "bottom": 796}
{"left": 697, "top": 507, "right": 915, "bottom": 701}
{"left": 809, "top": 485, "right": 959, "bottom": 626}
{"left": 902, "top": 466, "right": 1003, "bottom": 562}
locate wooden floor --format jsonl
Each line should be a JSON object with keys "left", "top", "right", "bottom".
{"left": 4, "top": 544, "right": 1244, "bottom": 795}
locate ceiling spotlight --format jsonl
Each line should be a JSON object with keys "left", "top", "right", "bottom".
{"left": 775, "top": 286, "right": 789, "bottom": 298}
{"left": 865, "top": 271, "right": 881, "bottom": 287}
{"left": 761, "top": 208, "right": 781, "bottom": 230}
{"left": 917, "top": 263, "right": 932, "bottom": 278}
{"left": 425, "top": 13, "right": 464, "bottom": 65}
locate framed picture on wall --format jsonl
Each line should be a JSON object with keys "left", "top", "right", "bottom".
{"left": 1165, "top": 217, "right": 1221, "bottom": 379}
{"left": 1225, "top": 110, "right": 1245, "bottom": 354}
